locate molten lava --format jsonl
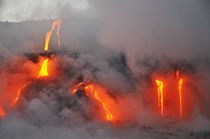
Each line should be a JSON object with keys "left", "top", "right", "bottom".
{"left": 176, "top": 70, "right": 184, "bottom": 117}
{"left": 38, "top": 20, "right": 62, "bottom": 78}
{"left": 44, "top": 20, "right": 62, "bottom": 51}
{"left": 9, "top": 81, "right": 32, "bottom": 107}
{"left": 71, "top": 81, "right": 85, "bottom": 94}
{"left": 176, "top": 70, "right": 179, "bottom": 79}
{"left": 38, "top": 58, "right": 49, "bottom": 78}
{"left": 153, "top": 70, "right": 187, "bottom": 118}
{"left": 0, "top": 20, "right": 63, "bottom": 119}
{"left": 0, "top": 105, "right": 6, "bottom": 118}
{"left": 178, "top": 78, "right": 183, "bottom": 117}
{"left": 156, "top": 80, "right": 164, "bottom": 116}
{"left": 84, "top": 84, "right": 113, "bottom": 121}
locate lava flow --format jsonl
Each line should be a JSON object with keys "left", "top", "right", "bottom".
{"left": 176, "top": 70, "right": 184, "bottom": 118}
{"left": 8, "top": 20, "right": 62, "bottom": 110}
{"left": 0, "top": 105, "right": 6, "bottom": 118}
{"left": 71, "top": 82, "right": 114, "bottom": 122}
{"left": 71, "top": 81, "right": 85, "bottom": 94}
{"left": 84, "top": 84, "right": 114, "bottom": 121}
{"left": 153, "top": 70, "right": 187, "bottom": 118}
{"left": 38, "top": 58, "right": 49, "bottom": 78}
{"left": 178, "top": 78, "right": 183, "bottom": 117}
{"left": 44, "top": 20, "right": 62, "bottom": 51}
{"left": 38, "top": 20, "right": 62, "bottom": 77}
{"left": 9, "top": 81, "right": 32, "bottom": 107}
{"left": 156, "top": 80, "right": 164, "bottom": 116}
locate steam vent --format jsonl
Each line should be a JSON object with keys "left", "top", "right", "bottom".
{"left": 0, "top": 1, "right": 210, "bottom": 138}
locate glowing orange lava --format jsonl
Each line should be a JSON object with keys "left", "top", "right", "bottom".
{"left": 9, "top": 81, "right": 32, "bottom": 107}
{"left": 176, "top": 70, "right": 180, "bottom": 79}
{"left": 84, "top": 84, "right": 113, "bottom": 121}
{"left": 0, "top": 105, "right": 6, "bottom": 118}
{"left": 176, "top": 70, "right": 184, "bottom": 117}
{"left": 156, "top": 80, "right": 164, "bottom": 116}
{"left": 44, "top": 20, "right": 62, "bottom": 51}
{"left": 38, "top": 58, "right": 49, "bottom": 77}
{"left": 178, "top": 78, "right": 183, "bottom": 117}
{"left": 71, "top": 82, "right": 84, "bottom": 94}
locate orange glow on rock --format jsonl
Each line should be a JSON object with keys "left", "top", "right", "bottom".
{"left": 153, "top": 70, "right": 189, "bottom": 119}
{"left": 156, "top": 80, "right": 164, "bottom": 116}
{"left": 9, "top": 81, "right": 32, "bottom": 107}
{"left": 176, "top": 70, "right": 184, "bottom": 118}
{"left": 84, "top": 83, "right": 114, "bottom": 121}
{"left": 176, "top": 70, "right": 180, "bottom": 79}
{"left": 71, "top": 81, "right": 85, "bottom": 94}
{"left": 178, "top": 78, "right": 183, "bottom": 117}
{"left": 44, "top": 20, "right": 62, "bottom": 51}
{"left": 38, "top": 58, "right": 49, "bottom": 78}
{"left": 0, "top": 105, "right": 6, "bottom": 118}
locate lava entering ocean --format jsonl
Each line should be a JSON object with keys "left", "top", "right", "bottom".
{"left": 0, "top": 20, "right": 62, "bottom": 117}
{"left": 0, "top": 20, "right": 205, "bottom": 127}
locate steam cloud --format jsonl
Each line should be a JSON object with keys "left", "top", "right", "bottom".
{"left": 0, "top": 0, "right": 91, "bottom": 22}
{"left": 0, "top": 0, "right": 210, "bottom": 138}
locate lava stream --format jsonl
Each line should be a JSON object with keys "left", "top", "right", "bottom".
{"left": 0, "top": 105, "right": 6, "bottom": 118}
{"left": 178, "top": 78, "right": 183, "bottom": 117}
{"left": 44, "top": 20, "right": 62, "bottom": 51}
{"left": 94, "top": 89, "right": 113, "bottom": 121}
{"left": 71, "top": 81, "right": 85, "bottom": 94}
{"left": 84, "top": 84, "right": 114, "bottom": 121}
{"left": 156, "top": 80, "right": 164, "bottom": 116}
{"left": 176, "top": 70, "right": 179, "bottom": 79}
{"left": 9, "top": 81, "right": 32, "bottom": 107}
{"left": 38, "top": 58, "right": 49, "bottom": 78}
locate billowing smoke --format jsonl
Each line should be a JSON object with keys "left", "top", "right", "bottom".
{"left": 0, "top": 0, "right": 210, "bottom": 138}
{"left": 90, "top": 0, "right": 210, "bottom": 75}
{"left": 0, "top": 0, "right": 91, "bottom": 22}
